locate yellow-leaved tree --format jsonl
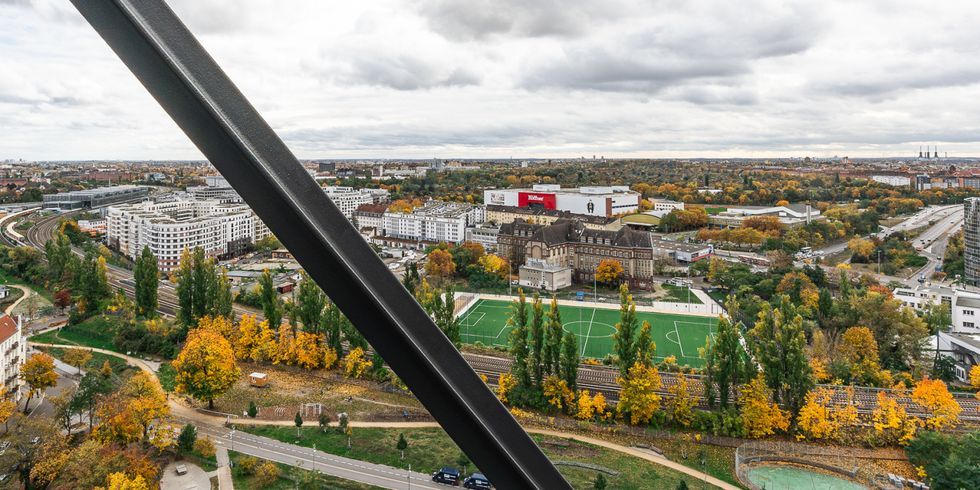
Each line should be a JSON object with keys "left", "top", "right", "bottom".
{"left": 542, "top": 375, "right": 575, "bottom": 414}
{"left": 616, "top": 362, "right": 662, "bottom": 425}
{"left": 94, "top": 472, "right": 150, "bottom": 490}
{"left": 595, "top": 259, "right": 624, "bottom": 285}
{"left": 666, "top": 373, "right": 696, "bottom": 428}
{"left": 234, "top": 314, "right": 260, "bottom": 360}
{"left": 95, "top": 371, "right": 169, "bottom": 444}
{"left": 871, "top": 391, "right": 917, "bottom": 445}
{"left": 172, "top": 328, "right": 241, "bottom": 410}
{"left": 496, "top": 373, "right": 516, "bottom": 404}
{"left": 911, "top": 378, "right": 961, "bottom": 430}
{"left": 20, "top": 352, "right": 58, "bottom": 414}
{"left": 796, "top": 387, "right": 859, "bottom": 441}
{"left": 970, "top": 364, "right": 980, "bottom": 411}
{"left": 273, "top": 323, "right": 296, "bottom": 365}
{"left": 294, "top": 331, "right": 326, "bottom": 369}
{"left": 343, "top": 347, "right": 372, "bottom": 378}
{"left": 739, "top": 375, "right": 789, "bottom": 438}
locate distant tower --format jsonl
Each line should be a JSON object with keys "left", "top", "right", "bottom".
{"left": 935, "top": 147, "right": 939, "bottom": 158}
{"left": 919, "top": 146, "right": 923, "bottom": 158}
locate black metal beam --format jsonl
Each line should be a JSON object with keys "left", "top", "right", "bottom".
{"left": 67, "top": 1, "right": 569, "bottom": 488}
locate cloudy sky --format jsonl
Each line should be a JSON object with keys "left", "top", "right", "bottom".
{"left": 2, "top": 0, "right": 980, "bottom": 160}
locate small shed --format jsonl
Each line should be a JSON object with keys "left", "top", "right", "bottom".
{"left": 248, "top": 372, "right": 268, "bottom": 387}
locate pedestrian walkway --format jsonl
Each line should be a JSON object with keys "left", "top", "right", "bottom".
{"left": 215, "top": 447, "right": 234, "bottom": 490}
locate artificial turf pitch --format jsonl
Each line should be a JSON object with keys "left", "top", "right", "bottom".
{"left": 458, "top": 298, "right": 717, "bottom": 367}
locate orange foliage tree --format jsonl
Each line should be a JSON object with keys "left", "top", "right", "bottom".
{"left": 911, "top": 378, "right": 961, "bottom": 430}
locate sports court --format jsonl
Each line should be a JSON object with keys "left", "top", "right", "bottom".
{"left": 457, "top": 298, "right": 717, "bottom": 367}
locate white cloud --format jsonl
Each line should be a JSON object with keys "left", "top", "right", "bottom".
{"left": 1, "top": 0, "right": 980, "bottom": 160}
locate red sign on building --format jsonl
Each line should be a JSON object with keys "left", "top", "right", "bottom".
{"left": 517, "top": 192, "right": 557, "bottom": 209}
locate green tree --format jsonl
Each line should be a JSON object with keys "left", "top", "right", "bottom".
{"left": 560, "top": 331, "right": 579, "bottom": 391}
{"left": 543, "top": 297, "right": 563, "bottom": 377}
{"left": 190, "top": 247, "right": 217, "bottom": 320}
{"left": 433, "top": 286, "right": 460, "bottom": 346}
{"left": 294, "top": 412, "right": 303, "bottom": 437}
{"left": 258, "top": 269, "right": 282, "bottom": 328}
{"left": 396, "top": 433, "right": 408, "bottom": 460}
{"left": 44, "top": 229, "right": 73, "bottom": 283}
{"left": 614, "top": 284, "right": 638, "bottom": 379}
{"left": 296, "top": 272, "right": 326, "bottom": 333}
{"left": 177, "top": 423, "right": 197, "bottom": 454}
{"left": 216, "top": 268, "right": 233, "bottom": 319}
{"left": 529, "top": 293, "right": 545, "bottom": 386}
{"left": 322, "top": 304, "right": 344, "bottom": 359}
{"left": 906, "top": 430, "right": 980, "bottom": 489}
{"left": 749, "top": 297, "right": 814, "bottom": 417}
{"left": 508, "top": 289, "right": 532, "bottom": 390}
{"left": 247, "top": 401, "right": 258, "bottom": 418}
{"left": 402, "top": 262, "right": 420, "bottom": 295}
{"left": 175, "top": 248, "right": 195, "bottom": 326}
{"left": 925, "top": 300, "right": 952, "bottom": 366}
{"left": 133, "top": 246, "right": 158, "bottom": 318}
{"left": 704, "top": 296, "right": 751, "bottom": 408}
{"left": 593, "top": 473, "right": 607, "bottom": 489}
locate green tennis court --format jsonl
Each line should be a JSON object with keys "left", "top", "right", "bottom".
{"left": 458, "top": 298, "right": 717, "bottom": 367}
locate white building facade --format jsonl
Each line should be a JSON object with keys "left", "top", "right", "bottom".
{"left": 323, "top": 186, "right": 375, "bottom": 219}
{"left": 0, "top": 315, "right": 26, "bottom": 400}
{"left": 483, "top": 185, "right": 640, "bottom": 218}
{"left": 383, "top": 201, "right": 486, "bottom": 244}
{"left": 107, "top": 199, "right": 266, "bottom": 272}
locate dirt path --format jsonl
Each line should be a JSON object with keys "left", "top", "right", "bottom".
{"left": 4, "top": 284, "right": 31, "bottom": 315}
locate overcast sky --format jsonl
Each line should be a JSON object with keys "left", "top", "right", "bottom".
{"left": 3, "top": 0, "right": 980, "bottom": 160}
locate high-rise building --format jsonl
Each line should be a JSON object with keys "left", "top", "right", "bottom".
{"left": 323, "top": 186, "right": 375, "bottom": 219}
{"left": 965, "top": 198, "right": 980, "bottom": 286}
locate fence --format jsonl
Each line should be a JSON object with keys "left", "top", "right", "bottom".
{"left": 734, "top": 440, "right": 885, "bottom": 490}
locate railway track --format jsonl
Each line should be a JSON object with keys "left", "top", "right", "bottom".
{"left": 11, "top": 208, "right": 980, "bottom": 421}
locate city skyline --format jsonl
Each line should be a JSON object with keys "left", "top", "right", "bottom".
{"left": 5, "top": 1, "right": 980, "bottom": 160}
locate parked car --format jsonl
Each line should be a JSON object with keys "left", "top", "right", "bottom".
{"left": 432, "top": 467, "right": 461, "bottom": 485}
{"left": 463, "top": 472, "right": 492, "bottom": 489}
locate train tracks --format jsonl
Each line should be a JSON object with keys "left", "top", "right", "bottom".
{"left": 9, "top": 208, "right": 980, "bottom": 421}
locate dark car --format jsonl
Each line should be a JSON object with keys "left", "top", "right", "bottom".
{"left": 432, "top": 467, "right": 461, "bottom": 485}
{"left": 463, "top": 473, "right": 492, "bottom": 489}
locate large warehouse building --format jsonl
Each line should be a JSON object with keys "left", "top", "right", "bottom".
{"left": 42, "top": 185, "right": 149, "bottom": 210}
{"left": 484, "top": 185, "right": 640, "bottom": 218}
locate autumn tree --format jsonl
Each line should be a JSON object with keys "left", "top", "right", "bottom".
{"left": 847, "top": 237, "right": 875, "bottom": 260}
{"left": 96, "top": 472, "right": 150, "bottom": 490}
{"left": 872, "top": 391, "right": 917, "bottom": 445}
{"left": 543, "top": 297, "right": 563, "bottom": 377}
{"left": 94, "top": 371, "right": 169, "bottom": 444}
{"left": 616, "top": 362, "right": 662, "bottom": 425}
{"left": 529, "top": 293, "right": 545, "bottom": 386}
{"left": 20, "top": 353, "right": 57, "bottom": 413}
{"left": 432, "top": 286, "right": 461, "bottom": 346}
{"left": 63, "top": 347, "right": 93, "bottom": 375}
{"left": 749, "top": 297, "right": 813, "bottom": 417}
{"left": 797, "top": 387, "right": 859, "bottom": 441}
{"left": 560, "top": 331, "right": 579, "bottom": 391}
{"left": 425, "top": 248, "right": 456, "bottom": 280}
{"left": 479, "top": 254, "right": 509, "bottom": 279}
{"left": 133, "top": 246, "right": 158, "bottom": 318}
{"left": 542, "top": 375, "right": 575, "bottom": 413}
{"left": 343, "top": 347, "right": 372, "bottom": 378}
{"left": 614, "top": 284, "right": 639, "bottom": 379}
{"left": 911, "top": 378, "right": 961, "bottom": 430}
{"left": 508, "top": 289, "right": 532, "bottom": 391}
{"left": 739, "top": 375, "right": 789, "bottom": 438}
{"left": 839, "top": 326, "right": 882, "bottom": 385}
{"left": 666, "top": 373, "right": 695, "bottom": 428}
{"left": 172, "top": 328, "right": 241, "bottom": 409}
{"left": 595, "top": 259, "right": 624, "bottom": 286}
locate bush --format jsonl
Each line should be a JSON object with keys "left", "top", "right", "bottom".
{"left": 194, "top": 436, "right": 216, "bottom": 459}
{"left": 254, "top": 461, "right": 281, "bottom": 486}
{"left": 238, "top": 456, "right": 259, "bottom": 475}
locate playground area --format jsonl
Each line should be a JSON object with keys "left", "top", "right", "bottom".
{"left": 456, "top": 297, "right": 718, "bottom": 367}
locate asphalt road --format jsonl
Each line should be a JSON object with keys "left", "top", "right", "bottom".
{"left": 189, "top": 422, "right": 446, "bottom": 490}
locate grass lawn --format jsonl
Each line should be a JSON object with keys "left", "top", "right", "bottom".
{"left": 229, "top": 451, "right": 384, "bottom": 490}
{"left": 0, "top": 270, "right": 53, "bottom": 302}
{"left": 36, "top": 346, "right": 133, "bottom": 376}
{"left": 239, "top": 426, "right": 728, "bottom": 489}
{"left": 458, "top": 298, "right": 717, "bottom": 366}
{"left": 659, "top": 284, "right": 704, "bottom": 304}
{"left": 30, "top": 315, "right": 121, "bottom": 351}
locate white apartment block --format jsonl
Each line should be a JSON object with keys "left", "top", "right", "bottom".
{"left": 107, "top": 199, "right": 262, "bottom": 272}
{"left": 0, "top": 315, "right": 26, "bottom": 400}
{"left": 383, "top": 201, "right": 486, "bottom": 244}
{"left": 324, "top": 186, "right": 375, "bottom": 219}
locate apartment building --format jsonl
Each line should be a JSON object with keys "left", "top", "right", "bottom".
{"left": 324, "top": 186, "right": 375, "bottom": 219}
{"left": 0, "top": 315, "right": 26, "bottom": 399}
{"left": 187, "top": 175, "right": 243, "bottom": 203}
{"left": 965, "top": 198, "right": 980, "bottom": 286}
{"left": 382, "top": 201, "right": 485, "bottom": 244}
{"left": 107, "top": 199, "right": 263, "bottom": 272}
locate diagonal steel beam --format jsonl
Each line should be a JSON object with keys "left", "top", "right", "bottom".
{"left": 68, "top": 1, "right": 570, "bottom": 488}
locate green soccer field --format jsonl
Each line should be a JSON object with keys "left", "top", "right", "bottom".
{"left": 457, "top": 298, "right": 718, "bottom": 367}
